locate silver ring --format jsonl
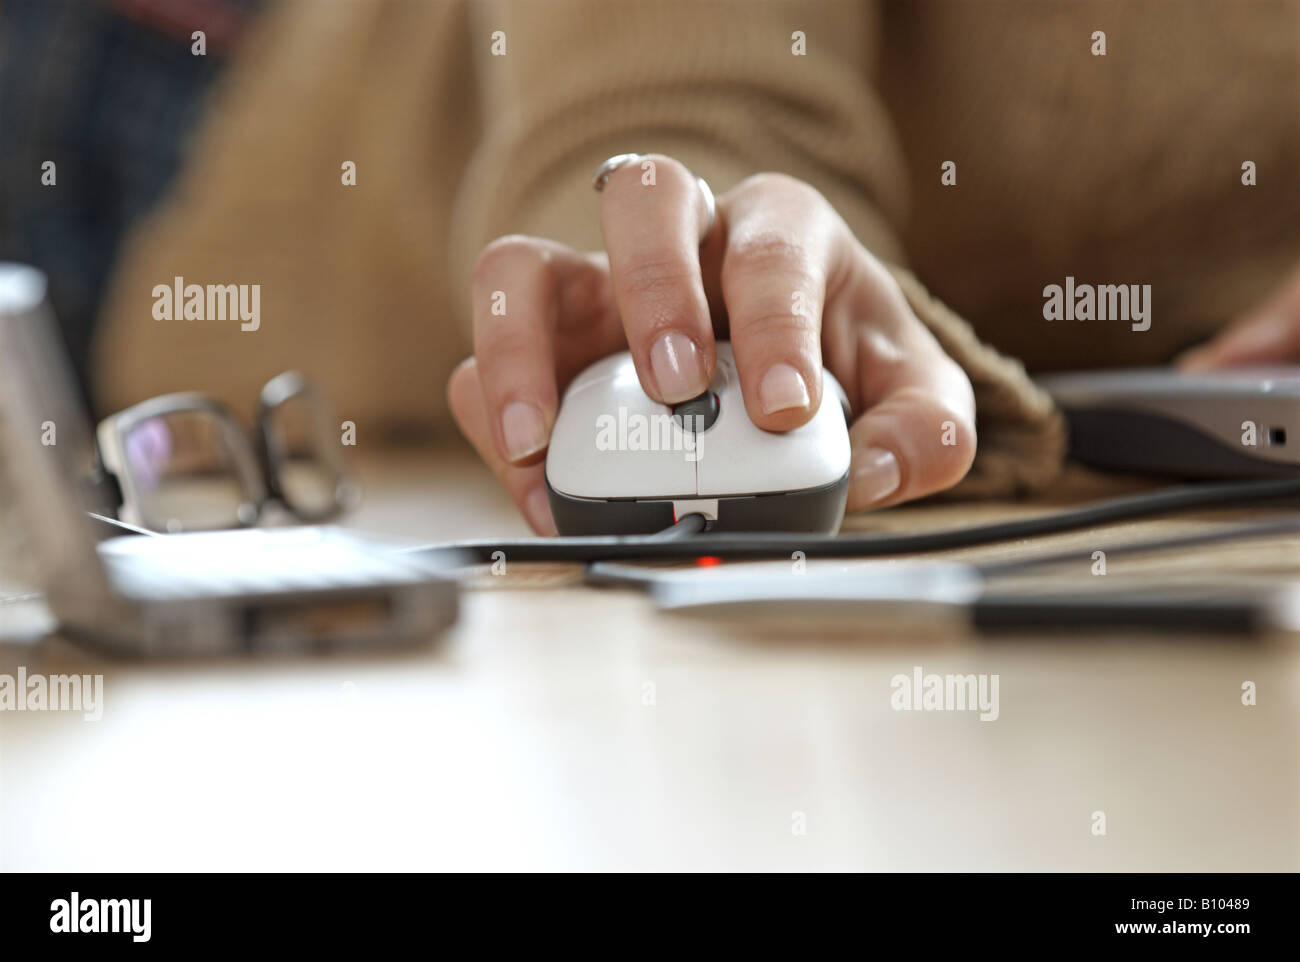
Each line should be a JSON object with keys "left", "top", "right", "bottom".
{"left": 591, "top": 153, "right": 716, "bottom": 244}
{"left": 591, "top": 153, "right": 646, "bottom": 192}
{"left": 695, "top": 175, "right": 716, "bottom": 242}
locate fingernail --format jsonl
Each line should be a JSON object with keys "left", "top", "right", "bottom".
{"left": 501, "top": 401, "right": 547, "bottom": 462}
{"left": 649, "top": 331, "right": 705, "bottom": 403}
{"left": 852, "top": 447, "right": 901, "bottom": 506}
{"left": 523, "top": 484, "right": 557, "bottom": 536}
{"left": 759, "top": 363, "right": 810, "bottom": 415}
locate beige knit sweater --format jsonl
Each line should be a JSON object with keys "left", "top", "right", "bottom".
{"left": 92, "top": 0, "right": 1300, "bottom": 498}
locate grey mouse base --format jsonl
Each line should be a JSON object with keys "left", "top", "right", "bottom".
{"left": 1063, "top": 406, "right": 1300, "bottom": 479}
{"left": 546, "top": 472, "right": 850, "bottom": 536}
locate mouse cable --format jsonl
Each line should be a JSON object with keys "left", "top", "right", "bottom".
{"left": 406, "top": 476, "right": 1300, "bottom": 565}
{"left": 585, "top": 514, "right": 1300, "bottom": 588}
{"left": 643, "top": 512, "right": 709, "bottom": 541}
{"left": 583, "top": 516, "right": 1300, "bottom": 636}
{"left": 974, "top": 514, "right": 1300, "bottom": 578}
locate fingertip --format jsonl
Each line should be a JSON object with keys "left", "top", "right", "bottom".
{"left": 738, "top": 357, "right": 822, "bottom": 431}
{"left": 522, "top": 483, "right": 558, "bottom": 536}
{"left": 758, "top": 362, "right": 810, "bottom": 413}
{"left": 646, "top": 329, "right": 712, "bottom": 403}
{"left": 1174, "top": 348, "right": 1215, "bottom": 371}
{"left": 499, "top": 399, "right": 550, "bottom": 465}
{"left": 846, "top": 446, "right": 902, "bottom": 512}
{"left": 1181, "top": 315, "right": 1299, "bottom": 370}
{"left": 846, "top": 397, "right": 975, "bottom": 509}
{"left": 447, "top": 356, "right": 480, "bottom": 427}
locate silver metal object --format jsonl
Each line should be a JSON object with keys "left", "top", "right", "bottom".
{"left": 591, "top": 153, "right": 647, "bottom": 192}
{"left": 695, "top": 176, "right": 716, "bottom": 242}
{"left": 0, "top": 263, "right": 459, "bottom": 656}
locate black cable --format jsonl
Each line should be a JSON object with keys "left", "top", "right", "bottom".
{"left": 975, "top": 515, "right": 1300, "bottom": 578}
{"left": 585, "top": 519, "right": 1299, "bottom": 635}
{"left": 589, "top": 516, "right": 1300, "bottom": 587}
{"left": 643, "top": 512, "right": 708, "bottom": 540}
{"left": 407, "top": 477, "right": 1300, "bottom": 566}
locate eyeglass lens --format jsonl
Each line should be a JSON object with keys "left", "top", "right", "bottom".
{"left": 123, "top": 411, "right": 259, "bottom": 532}
{"left": 264, "top": 391, "right": 350, "bottom": 519}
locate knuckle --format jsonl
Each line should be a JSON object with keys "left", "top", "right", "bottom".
{"left": 555, "top": 268, "right": 612, "bottom": 334}
{"left": 734, "top": 171, "right": 825, "bottom": 207}
{"left": 446, "top": 359, "right": 476, "bottom": 420}
{"left": 727, "top": 226, "right": 821, "bottom": 281}
{"left": 890, "top": 386, "right": 977, "bottom": 473}
{"left": 617, "top": 255, "right": 698, "bottom": 307}
{"left": 732, "top": 309, "right": 816, "bottom": 341}
{"left": 473, "top": 234, "right": 544, "bottom": 288}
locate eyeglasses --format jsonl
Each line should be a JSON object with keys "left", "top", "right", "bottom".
{"left": 95, "top": 372, "right": 359, "bottom": 533}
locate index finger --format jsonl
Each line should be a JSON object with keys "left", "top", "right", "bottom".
{"left": 598, "top": 153, "right": 716, "bottom": 403}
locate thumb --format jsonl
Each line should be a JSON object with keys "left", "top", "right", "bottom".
{"left": 846, "top": 387, "right": 976, "bottom": 512}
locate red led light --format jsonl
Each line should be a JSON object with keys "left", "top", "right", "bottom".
{"left": 695, "top": 556, "right": 722, "bottom": 567}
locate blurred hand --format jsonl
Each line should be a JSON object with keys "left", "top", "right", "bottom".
{"left": 1178, "top": 262, "right": 1300, "bottom": 370}
{"left": 448, "top": 156, "right": 976, "bottom": 534}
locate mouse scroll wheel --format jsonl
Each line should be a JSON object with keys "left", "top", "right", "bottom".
{"left": 672, "top": 391, "right": 720, "bottom": 432}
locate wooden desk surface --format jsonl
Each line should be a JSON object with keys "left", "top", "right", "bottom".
{"left": 2, "top": 446, "right": 1297, "bottom": 871}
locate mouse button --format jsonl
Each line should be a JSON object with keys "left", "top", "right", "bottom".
{"left": 545, "top": 429, "right": 697, "bottom": 499}
{"left": 702, "top": 364, "right": 729, "bottom": 410}
{"left": 708, "top": 343, "right": 737, "bottom": 388}
{"left": 545, "top": 384, "right": 697, "bottom": 500}
{"left": 715, "top": 352, "right": 737, "bottom": 386}
{"left": 563, "top": 350, "right": 636, "bottom": 397}
{"left": 695, "top": 390, "right": 851, "bottom": 497}
{"left": 823, "top": 368, "right": 852, "bottom": 422}
{"left": 548, "top": 448, "right": 697, "bottom": 500}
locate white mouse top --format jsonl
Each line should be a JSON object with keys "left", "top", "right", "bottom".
{"left": 546, "top": 343, "right": 851, "bottom": 501}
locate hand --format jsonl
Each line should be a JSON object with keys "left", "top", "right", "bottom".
{"left": 448, "top": 156, "right": 976, "bottom": 534}
{"left": 1178, "top": 262, "right": 1300, "bottom": 370}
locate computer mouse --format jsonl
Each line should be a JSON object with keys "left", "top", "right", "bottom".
{"left": 545, "top": 342, "right": 851, "bottom": 535}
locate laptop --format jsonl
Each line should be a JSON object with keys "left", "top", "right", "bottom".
{"left": 1037, "top": 367, "right": 1300, "bottom": 479}
{"left": 0, "top": 263, "right": 458, "bottom": 656}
